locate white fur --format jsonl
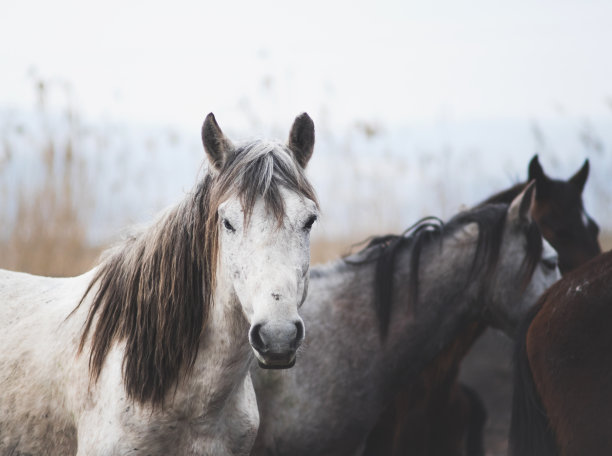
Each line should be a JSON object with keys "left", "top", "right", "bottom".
{"left": 0, "top": 188, "right": 317, "bottom": 455}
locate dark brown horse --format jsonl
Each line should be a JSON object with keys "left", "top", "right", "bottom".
{"left": 363, "top": 155, "right": 601, "bottom": 456}
{"left": 484, "top": 155, "right": 600, "bottom": 274}
{"left": 509, "top": 249, "right": 612, "bottom": 456}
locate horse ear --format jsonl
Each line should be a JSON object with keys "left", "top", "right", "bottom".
{"left": 287, "top": 113, "right": 315, "bottom": 168}
{"left": 528, "top": 155, "right": 550, "bottom": 198}
{"left": 527, "top": 155, "right": 544, "bottom": 181}
{"left": 569, "top": 158, "right": 589, "bottom": 193}
{"left": 508, "top": 181, "right": 536, "bottom": 225}
{"left": 202, "top": 113, "right": 233, "bottom": 171}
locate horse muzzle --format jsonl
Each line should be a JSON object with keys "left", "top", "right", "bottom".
{"left": 249, "top": 319, "right": 304, "bottom": 369}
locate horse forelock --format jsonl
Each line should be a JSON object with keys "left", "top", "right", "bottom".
{"left": 77, "top": 140, "right": 317, "bottom": 407}
{"left": 213, "top": 141, "right": 318, "bottom": 227}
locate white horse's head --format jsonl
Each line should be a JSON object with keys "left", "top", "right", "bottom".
{"left": 203, "top": 113, "right": 318, "bottom": 368}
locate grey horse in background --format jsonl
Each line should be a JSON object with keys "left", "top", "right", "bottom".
{"left": 250, "top": 184, "right": 560, "bottom": 456}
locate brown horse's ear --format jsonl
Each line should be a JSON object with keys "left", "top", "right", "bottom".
{"left": 202, "top": 113, "right": 233, "bottom": 172}
{"left": 569, "top": 158, "right": 589, "bottom": 193}
{"left": 287, "top": 113, "right": 315, "bottom": 168}
{"left": 508, "top": 181, "right": 536, "bottom": 225}
{"left": 527, "top": 155, "right": 545, "bottom": 181}
{"left": 528, "top": 155, "right": 550, "bottom": 198}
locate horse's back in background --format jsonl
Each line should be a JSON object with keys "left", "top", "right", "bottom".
{"left": 510, "top": 249, "right": 612, "bottom": 456}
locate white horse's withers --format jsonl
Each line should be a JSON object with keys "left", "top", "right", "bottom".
{"left": 0, "top": 113, "right": 319, "bottom": 455}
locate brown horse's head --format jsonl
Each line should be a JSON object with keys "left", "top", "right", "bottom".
{"left": 528, "top": 155, "right": 601, "bottom": 274}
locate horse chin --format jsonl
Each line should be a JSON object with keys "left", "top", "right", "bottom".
{"left": 257, "top": 358, "right": 296, "bottom": 370}
{"left": 252, "top": 349, "right": 296, "bottom": 370}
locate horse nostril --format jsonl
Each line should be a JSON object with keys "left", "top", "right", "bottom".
{"left": 249, "top": 323, "right": 265, "bottom": 351}
{"left": 294, "top": 321, "right": 304, "bottom": 346}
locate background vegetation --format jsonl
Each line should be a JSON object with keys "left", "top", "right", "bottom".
{"left": 1, "top": 76, "right": 611, "bottom": 276}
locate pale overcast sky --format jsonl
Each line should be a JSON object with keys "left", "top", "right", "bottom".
{"left": 1, "top": 0, "right": 611, "bottom": 131}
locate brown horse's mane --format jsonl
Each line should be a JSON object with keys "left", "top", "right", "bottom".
{"left": 75, "top": 141, "right": 317, "bottom": 407}
{"left": 479, "top": 181, "right": 526, "bottom": 206}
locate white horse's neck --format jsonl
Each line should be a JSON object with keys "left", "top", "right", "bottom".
{"left": 204, "top": 281, "right": 252, "bottom": 375}
{"left": 170, "top": 276, "right": 253, "bottom": 420}
{"left": 94, "top": 276, "right": 260, "bottom": 455}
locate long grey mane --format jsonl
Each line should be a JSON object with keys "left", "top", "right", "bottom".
{"left": 347, "top": 203, "right": 543, "bottom": 339}
{"left": 75, "top": 141, "right": 317, "bottom": 407}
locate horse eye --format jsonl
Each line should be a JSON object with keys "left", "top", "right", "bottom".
{"left": 223, "top": 219, "right": 235, "bottom": 233}
{"left": 542, "top": 256, "right": 558, "bottom": 270}
{"left": 303, "top": 215, "right": 317, "bottom": 231}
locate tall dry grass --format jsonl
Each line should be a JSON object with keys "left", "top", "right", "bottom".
{"left": 0, "top": 144, "right": 101, "bottom": 276}
{"left": 0, "top": 75, "right": 397, "bottom": 275}
{"left": 1, "top": 76, "right": 611, "bottom": 276}
{"left": 0, "top": 77, "right": 101, "bottom": 276}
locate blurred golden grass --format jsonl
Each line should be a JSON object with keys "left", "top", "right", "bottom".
{"left": 2, "top": 76, "right": 611, "bottom": 277}
{"left": 1, "top": 134, "right": 610, "bottom": 275}
{"left": 3, "top": 227, "right": 610, "bottom": 278}
{"left": 310, "top": 237, "right": 359, "bottom": 265}
{"left": 1, "top": 139, "right": 610, "bottom": 275}
{"left": 0, "top": 141, "right": 101, "bottom": 276}
{"left": 0, "top": 135, "right": 612, "bottom": 276}
{"left": 599, "top": 232, "right": 612, "bottom": 252}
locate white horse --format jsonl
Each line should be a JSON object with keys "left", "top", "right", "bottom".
{"left": 0, "top": 113, "right": 319, "bottom": 455}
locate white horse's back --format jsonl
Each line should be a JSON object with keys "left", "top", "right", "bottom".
{"left": 1, "top": 268, "right": 80, "bottom": 319}
{"left": 0, "top": 268, "right": 93, "bottom": 455}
